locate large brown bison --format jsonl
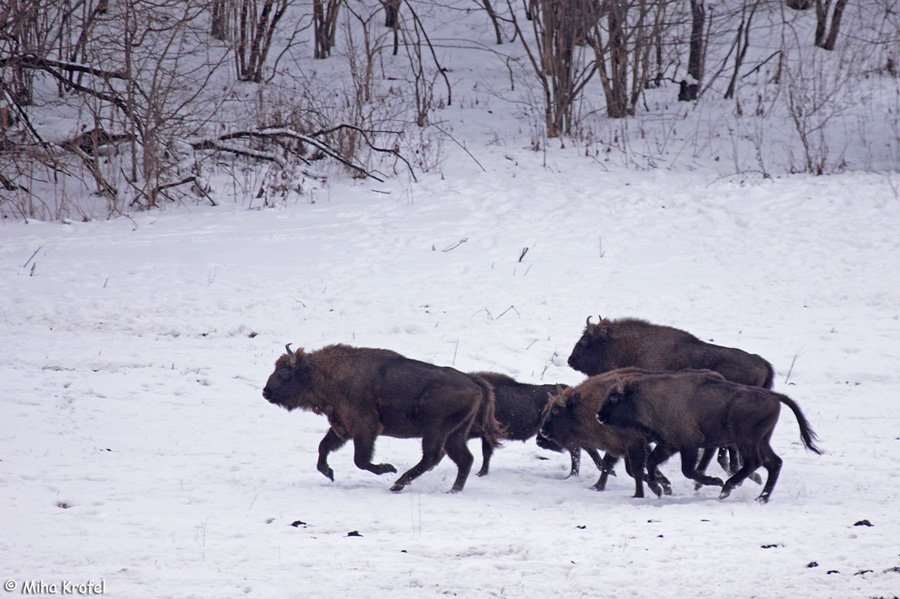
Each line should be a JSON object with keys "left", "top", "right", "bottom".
{"left": 468, "top": 372, "right": 603, "bottom": 477}
{"left": 597, "top": 371, "right": 822, "bottom": 502}
{"left": 537, "top": 368, "right": 678, "bottom": 498}
{"left": 262, "top": 343, "right": 503, "bottom": 493}
{"left": 568, "top": 317, "right": 775, "bottom": 389}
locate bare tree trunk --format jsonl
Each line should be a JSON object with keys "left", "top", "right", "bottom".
{"left": 724, "top": 0, "right": 758, "bottom": 100}
{"left": 679, "top": 0, "right": 705, "bottom": 101}
{"left": 506, "top": 0, "right": 598, "bottom": 136}
{"left": 313, "top": 0, "right": 344, "bottom": 58}
{"left": 235, "top": 0, "right": 288, "bottom": 80}
{"left": 211, "top": 0, "right": 230, "bottom": 40}
{"left": 603, "top": 1, "right": 630, "bottom": 118}
{"left": 816, "top": 0, "right": 847, "bottom": 50}
{"left": 479, "top": 0, "right": 504, "bottom": 44}
{"left": 383, "top": 0, "right": 401, "bottom": 28}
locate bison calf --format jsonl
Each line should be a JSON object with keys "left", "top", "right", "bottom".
{"left": 262, "top": 343, "right": 503, "bottom": 493}
{"left": 568, "top": 316, "right": 774, "bottom": 389}
{"left": 468, "top": 372, "right": 603, "bottom": 477}
{"left": 538, "top": 368, "right": 678, "bottom": 498}
{"left": 597, "top": 371, "right": 822, "bottom": 502}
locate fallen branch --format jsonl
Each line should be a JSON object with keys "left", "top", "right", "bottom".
{"left": 442, "top": 238, "right": 468, "bottom": 252}
{"left": 155, "top": 176, "right": 216, "bottom": 206}
{"left": 193, "top": 127, "right": 389, "bottom": 182}
{"left": 191, "top": 139, "right": 286, "bottom": 167}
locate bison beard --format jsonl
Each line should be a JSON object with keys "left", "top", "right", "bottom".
{"left": 262, "top": 343, "right": 503, "bottom": 493}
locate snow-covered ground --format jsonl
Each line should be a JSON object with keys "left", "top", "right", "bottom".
{"left": 2, "top": 156, "right": 900, "bottom": 597}
{"left": 3, "top": 1, "right": 900, "bottom": 596}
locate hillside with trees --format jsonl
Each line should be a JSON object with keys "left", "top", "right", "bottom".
{"left": 1, "top": 0, "right": 898, "bottom": 220}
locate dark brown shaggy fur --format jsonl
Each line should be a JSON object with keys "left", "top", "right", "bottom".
{"left": 568, "top": 317, "right": 774, "bottom": 389}
{"left": 263, "top": 344, "right": 503, "bottom": 493}
{"left": 468, "top": 372, "right": 604, "bottom": 477}
{"left": 598, "top": 371, "right": 822, "bottom": 502}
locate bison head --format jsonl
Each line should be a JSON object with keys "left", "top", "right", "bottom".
{"left": 596, "top": 376, "right": 640, "bottom": 430}
{"left": 537, "top": 386, "right": 579, "bottom": 451}
{"left": 567, "top": 315, "right": 613, "bottom": 375}
{"left": 262, "top": 343, "right": 312, "bottom": 411}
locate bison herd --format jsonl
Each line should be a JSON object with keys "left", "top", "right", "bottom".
{"left": 262, "top": 316, "right": 822, "bottom": 503}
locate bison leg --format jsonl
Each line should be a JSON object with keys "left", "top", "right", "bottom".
{"left": 646, "top": 445, "right": 676, "bottom": 498}
{"left": 696, "top": 447, "right": 716, "bottom": 474}
{"left": 622, "top": 446, "right": 646, "bottom": 498}
{"left": 721, "top": 446, "right": 763, "bottom": 485}
{"left": 693, "top": 446, "right": 728, "bottom": 490}
{"left": 568, "top": 448, "right": 582, "bottom": 477}
{"left": 390, "top": 427, "right": 451, "bottom": 493}
{"left": 443, "top": 425, "right": 476, "bottom": 493}
{"left": 351, "top": 430, "right": 397, "bottom": 477}
{"left": 476, "top": 436, "right": 494, "bottom": 477}
{"left": 592, "top": 453, "right": 619, "bottom": 491}
{"left": 679, "top": 447, "right": 725, "bottom": 489}
{"left": 720, "top": 450, "right": 763, "bottom": 500}
{"left": 584, "top": 448, "right": 606, "bottom": 474}
{"left": 317, "top": 428, "right": 348, "bottom": 482}
{"left": 751, "top": 439, "right": 783, "bottom": 503}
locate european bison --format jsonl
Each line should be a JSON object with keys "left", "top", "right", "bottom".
{"left": 568, "top": 316, "right": 775, "bottom": 389}
{"left": 262, "top": 343, "right": 503, "bottom": 493}
{"left": 597, "top": 371, "right": 822, "bottom": 502}
{"left": 468, "top": 372, "right": 603, "bottom": 477}
{"left": 538, "top": 368, "right": 681, "bottom": 498}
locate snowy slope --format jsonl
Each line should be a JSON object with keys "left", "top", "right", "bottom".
{"left": 2, "top": 156, "right": 900, "bottom": 597}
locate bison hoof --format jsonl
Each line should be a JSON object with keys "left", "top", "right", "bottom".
{"left": 319, "top": 468, "right": 335, "bottom": 482}
{"left": 389, "top": 483, "right": 406, "bottom": 493}
{"left": 374, "top": 464, "right": 397, "bottom": 475}
{"left": 719, "top": 488, "right": 732, "bottom": 500}
{"left": 476, "top": 468, "right": 489, "bottom": 477}
{"left": 755, "top": 493, "right": 771, "bottom": 504}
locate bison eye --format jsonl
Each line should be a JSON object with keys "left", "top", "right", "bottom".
{"left": 277, "top": 368, "right": 292, "bottom": 381}
{"left": 608, "top": 394, "right": 620, "bottom": 404}
{"left": 551, "top": 406, "right": 563, "bottom": 417}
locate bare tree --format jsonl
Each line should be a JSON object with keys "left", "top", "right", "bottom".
{"left": 233, "top": 0, "right": 290, "bottom": 80}
{"left": 313, "top": 0, "right": 344, "bottom": 58}
{"left": 477, "top": 0, "right": 505, "bottom": 44}
{"left": 814, "top": 0, "right": 848, "bottom": 50}
{"left": 508, "top": 0, "right": 599, "bottom": 136}
{"left": 590, "top": 0, "right": 670, "bottom": 118}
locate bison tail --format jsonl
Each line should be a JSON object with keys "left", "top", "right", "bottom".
{"left": 779, "top": 395, "right": 823, "bottom": 455}
{"left": 470, "top": 375, "right": 506, "bottom": 448}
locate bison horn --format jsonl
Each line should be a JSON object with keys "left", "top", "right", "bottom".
{"left": 586, "top": 315, "right": 593, "bottom": 327}
{"left": 285, "top": 343, "right": 297, "bottom": 367}
{"left": 614, "top": 372, "right": 624, "bottom": 394}
{"left": 555, "top": 383, "right": 568, "bottom": 404}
